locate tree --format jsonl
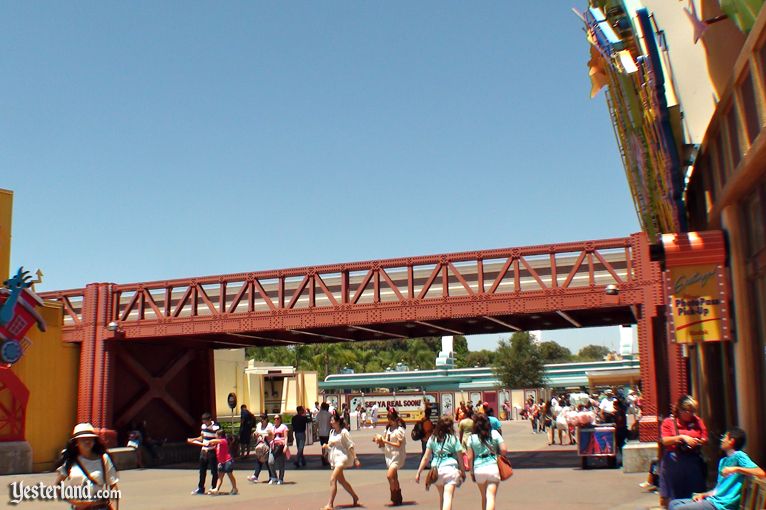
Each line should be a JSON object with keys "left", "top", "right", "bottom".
{"left": 577, "top": 344, "right": 610, "bottom": 361}
{"left": 538, "top": 341, "right": 573, "bottom": 364}
{"left": 493, "top": 331, "right": 545, "bottom": 388}
{"left": 457, "top": 350, "right": 494, "bottom": 368}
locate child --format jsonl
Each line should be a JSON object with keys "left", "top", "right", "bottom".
{"left": 207, "top": 429, "right": 238, "bottom": 495}
{"left": 668, "top": 427, "right": 764, "bottom": 510}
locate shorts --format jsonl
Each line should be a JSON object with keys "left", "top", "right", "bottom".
{"left": 436, "top": 466, "right": 463, "bottom": 487}
{"left": 473, "top": 463, "right": 500, "bottom": 484}
{"left": 218, "top": 460, "right": 234, "bottom": 473}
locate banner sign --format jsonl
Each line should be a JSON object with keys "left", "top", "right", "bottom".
{"left": 347, "top": 393, "right": 437, "bottom": 423}
{"left": 665, "top": 264, "right": 730, "bottom": 343}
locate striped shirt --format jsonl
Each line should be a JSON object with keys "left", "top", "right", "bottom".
{"left": 201, "top": 421, "right": 220, "bottom": 451}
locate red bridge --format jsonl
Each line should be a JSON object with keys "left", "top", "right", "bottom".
{"left": 41, "top": 232, "right": 680, "bottom": 442}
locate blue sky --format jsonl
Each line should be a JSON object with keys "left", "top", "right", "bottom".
{"left": 2, "top": 1, "right": 639, "bottom": 352}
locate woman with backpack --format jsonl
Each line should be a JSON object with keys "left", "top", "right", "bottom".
{"left": 466, "top": 414, "right": 507, "bottom": 510}
{"left": 375, "top": 409, "right": 407, "bottom": 506}
{"left": 54, "top": 423, "right": 120, "bottom": 510}
{"left": 247, "top": 413, "right": 274, "bottom": 483}
{"left": 415, "top": 415, "right": 466, "bottom": 510}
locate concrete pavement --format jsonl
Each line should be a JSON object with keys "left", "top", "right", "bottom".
{"left": 2, "top": 420, "right": 660, "bottom": 509}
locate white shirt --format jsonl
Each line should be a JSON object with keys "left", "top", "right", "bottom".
{"left": 255, "top": 422, "right": 273, "bottom": 443}
{"left": 599, "top": 397, "right": 616, "bottom": 415}
{"left": 57, "top": 454, "right": 118, "bottom": 501}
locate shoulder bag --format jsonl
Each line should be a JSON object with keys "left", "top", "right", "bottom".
{"left": 72, "top": 454, "right": 118, "bottom": 510}
{"left": 489, "top": 434, "right": 513, "bottom": 481}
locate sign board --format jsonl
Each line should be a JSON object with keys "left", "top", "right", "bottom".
{"left": 347, "top": 393, "right": 436, "bottom": 423}
{"left": 227, "top": 392, "right": 237, "bottom": 411}
{"left": 665, "top": 264, "right": 731, "bottom": 343}
{"left": 577, "top": 426, "right": 616, "bottom": 457}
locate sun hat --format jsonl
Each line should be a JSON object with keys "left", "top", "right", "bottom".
{"left": 71, "top": 423, "right": 99, "bottom": 439}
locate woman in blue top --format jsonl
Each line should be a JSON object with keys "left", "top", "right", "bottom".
{"left": 416, "top": 416, "right": 466, "bottom": 510}
{"left": 467, "top": 414, "right": 508, "bottom": 510}
{"left": 668, "top": 427, "right": 764, "bottom": 510}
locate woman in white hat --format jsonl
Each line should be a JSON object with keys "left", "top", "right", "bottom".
{"left": 54, "top": 423, "right": 120, "bottom": 510}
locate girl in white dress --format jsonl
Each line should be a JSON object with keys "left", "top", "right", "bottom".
{"left": 321, "top": 414, "right": 361, "bottom": 510}
{"left": 375, "top": 409, "right": 407, "bottom": 506}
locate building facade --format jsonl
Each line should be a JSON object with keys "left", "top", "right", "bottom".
{"left": 583, "top": 0, "right": 766, "bottom": 464}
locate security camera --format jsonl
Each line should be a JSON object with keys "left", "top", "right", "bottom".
{"left": 605, "top": 284, "right": 619, "bottom": 296}
{"left": 106, "top": 321, "right": 119, "bottom": 332}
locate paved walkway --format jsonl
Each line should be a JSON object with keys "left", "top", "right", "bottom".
{"left": 3, "top": 421, "right": 660, "bottom": 509}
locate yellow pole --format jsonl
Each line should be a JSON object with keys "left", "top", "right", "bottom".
{"left": 0, "top": 189, "right": 12, "bottom": 281}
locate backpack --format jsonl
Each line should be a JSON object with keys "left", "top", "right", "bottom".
{"left": 411, "top": 421, "right": 424, "bottom": 441}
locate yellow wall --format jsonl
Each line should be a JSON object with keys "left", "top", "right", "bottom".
{"left": 11, "top": 303, "right": 79, "bottom": 472}
{"left": 0, "top": 189, "right": 12, "bottom": 280}
{"left": 213, "top": 349, "right": 250, "bottom": 424}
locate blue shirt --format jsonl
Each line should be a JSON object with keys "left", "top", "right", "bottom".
{"left": 708, "top": 450, "right": 758, "bottom": 510}
{"left": 489, "top": 416, "right": 502, "bottom": 432}
{"left": 468, "top": 430, "right": 504, "bottom": 469}
{"left": 426, "top": 435, "right": 463, "bottom": 469}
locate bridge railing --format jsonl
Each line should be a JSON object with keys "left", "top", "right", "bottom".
{"left": 40, "top": 236, "right": 639, "bottom": 330}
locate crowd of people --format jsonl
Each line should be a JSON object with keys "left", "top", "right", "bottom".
{"left": 177, "top": 399, "right": 514, "bottom": 509}
{"left": 51, "top": 390, "right": 765, "bottom": 510}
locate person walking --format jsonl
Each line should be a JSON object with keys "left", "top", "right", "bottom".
{"left": 376, "top": 409, "right": 407, "bottom": 506}
{"left": 247, "top": 413, "right": 274, "bottom": 483}
{"left": 321, "top": 413, "right": 362, "bottom": 510}
{"left": 659, "top": 395, "right": 709, "bottom": 507}
{"left": 239, "top": 404, "right": 255, "bottom": 457}
{"left": 269, "top": 415, "right": 289, "bottom": 485}
{"left": 207, "top": 429, "right": 239, "bottom": 495}
{"left": 415, "top": 415, "right": 466, "bottom": 510}
{"left": 187, "top": 412, "right": 219, "bottom": 495}
{"left": 54, "top": 423, "right": 120, "bottom": 510}
{"left": 466, "top": 414, "right": 507, "bottom": 510}
{"left": 317, "top": 402, "right": 333, "bottom": 467}
{"left": 292, "top": 406, "right": 309, "bottom": 468}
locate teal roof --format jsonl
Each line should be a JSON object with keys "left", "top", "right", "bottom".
{"left": 319, "top": 358, "right": 640, "bottom": 391}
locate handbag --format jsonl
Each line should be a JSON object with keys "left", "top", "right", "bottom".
{"left": 497, "top": 455, "right": 513, "bottom": 480}
{"left": 284, "top": 445, "right": 292, "bottom": 460}
{"left": 486, "top": 435, "right": 512, "bottom": 481}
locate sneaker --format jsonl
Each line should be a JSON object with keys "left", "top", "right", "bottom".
{"left": 208, "top": 489, "right": 219, "bottom": 495}
{"left": 231, "top": 488, "right": 239, "bottom": 495}
{"left": 276, "top": 480, "right": 283, "bottom": 485}
{"left": 247, "top": 476, "right": 258, "bottom": 483}
{"left": 268, "top": 479, "right": 276, "bottom": 485}
{"left": 191, "top": 488, "right": 205, "bottom": 495}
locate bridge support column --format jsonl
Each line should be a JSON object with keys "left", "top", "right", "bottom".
{"left": 78, "top": 283, "right": 117, "bottom": 446}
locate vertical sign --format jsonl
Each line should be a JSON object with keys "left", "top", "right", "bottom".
{"left": 661, "top": 232, "right": 731, "bottom": 344}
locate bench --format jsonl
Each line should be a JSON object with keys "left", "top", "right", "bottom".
{"left": 108, "top": 447, "right": 138, "bottom": 471}
{"left": 740, "top": 476, "right": 766, "bottom": 510}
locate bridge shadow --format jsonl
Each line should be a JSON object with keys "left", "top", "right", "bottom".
{"left": 152, "top": 449, "right": 584, "bottom": 471}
